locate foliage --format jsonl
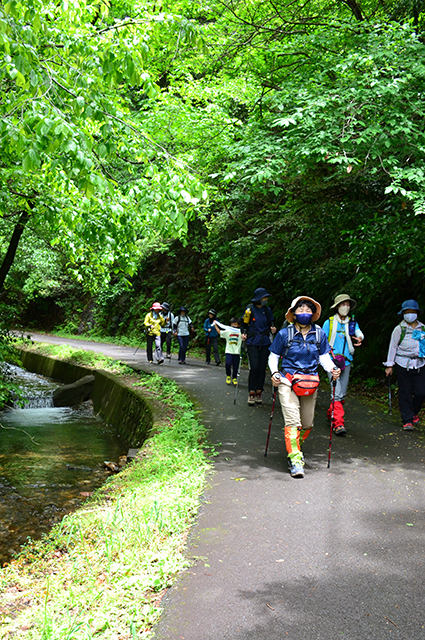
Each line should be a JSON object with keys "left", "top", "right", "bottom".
{"left": 0, "top": 0, "right": 207, "bottom": 292}
{"left": 4, "top": 0, "right": 425, "bottom": 377}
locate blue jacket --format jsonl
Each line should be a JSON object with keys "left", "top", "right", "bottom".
{"left": 204, "top": 318, "right": 219, "bottom": 338}
{"left": 242, "top": 304, "right": 274, "bottom": 348}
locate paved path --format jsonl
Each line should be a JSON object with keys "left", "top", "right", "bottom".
{"left": 28, "top": 334, "right": 425, "bottom": 639}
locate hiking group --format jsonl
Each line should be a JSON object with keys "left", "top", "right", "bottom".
{"left": 143, "top": 292, "right": 425, "bottom": 478}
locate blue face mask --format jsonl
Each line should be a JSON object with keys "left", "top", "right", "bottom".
{"left": 295, "top": 312, "right": 313, "bottom": 325}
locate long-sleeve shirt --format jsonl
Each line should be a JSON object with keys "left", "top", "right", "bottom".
{"left": 215, "top": 321, "right": 242, "bottom": 355}
{"left": 241, "top": 304, "right": 274, "bottom": 348}
{"left": 160, "top": 312, "right": 174, "bottom": 333}
{"left": 203, "top": 318, "right": 219, "bottom": 338}
{"left": 268, "top": 324, "right": 334, "bottom": 386}
{"left": 384, "top": 320, "right": 425, "bottom": 370}
{"left": 144, "top": 311, "right": 166, "bottom": 337}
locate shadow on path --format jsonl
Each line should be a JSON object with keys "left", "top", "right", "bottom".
{"left": 26, "top": 334, "right": 425, "bottom": 640}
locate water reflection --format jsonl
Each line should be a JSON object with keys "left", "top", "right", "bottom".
{"left": 0, "top": 366, "right": 128, "bottom": 565}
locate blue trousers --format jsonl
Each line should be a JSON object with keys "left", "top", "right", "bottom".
{"left": 177, "top": 335, "right": 190, "bottom": 362}
{"left": 225, "top": 353, "right": 240, "bottom": 378}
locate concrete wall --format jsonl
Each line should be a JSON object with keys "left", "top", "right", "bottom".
{"left": 18, "top": 349, "right": 153, "bottom": 446}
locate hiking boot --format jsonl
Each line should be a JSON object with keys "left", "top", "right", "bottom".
{"left": 232, "top": 378, "right": 238, "bottom": 385}
{"left": 248, "top": 392, "right": 256, "bottom": 406}
{"left": 157, "top": 359, "right": 164, "bottom": 365}
{"left": 403, "top": 422, "right": 414, "bottom": 431}
{"left": 288, "top": 459, "right": 305, "bottom": 478}
{"left": 205, "top": 360, "right": 210, "bottom": 365}
{"left": 226, "top": 376, "right": 231, "bottom": 385}
{"left": 334, "top": 425, "right": 346, "bottom": 436}
{"left": 413, "top": 414, "right": 420, "bottom": 425}
{"left": 148, "top": 361, "right": 154, "bottom": 364}
{"left": 165, "top": 354, "right": 171, "bottom": 359}
{"left": 255, "top": 391, "right": 263, "bottom": 404}
{"left": 216, "top": 361, "right": 221, "bottom": 366}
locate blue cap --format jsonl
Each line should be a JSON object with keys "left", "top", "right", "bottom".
{"left": 398, "top": 299, "right": 423, "bottom": 314}
{"left": 251, "top": 287, "right": 271, "bottom": 303}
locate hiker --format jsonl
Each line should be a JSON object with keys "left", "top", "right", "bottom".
{"left": 322, "top": 294, "right": 364, "bottom": 436}
{"left": 241, "top": 287, "right": 276, "bottom": 405}
{"left": 160, "top": 302, "right": 174, "bottom": 359}
{"left": 269, "top": 296, "right": 340, "bottom": 478}
{"left": 204, "top": 309, "right": 221, "bottom": 365}
{"left": 384, "top": 299, "right": 425, "bottom": 431}
{"left": 144, "top": 303, "right": 166, "bottom": 364}
{"left": 173, "top": 307, "right": 194, "bottom": 364}
{"left": 214, "top": 317, "right": 242, "bottom": 385}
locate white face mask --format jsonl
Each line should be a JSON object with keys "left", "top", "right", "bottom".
{"left": 338, "top": 304, "right": 350, "bottom": 317}
{"left": 404, "top": 312, "right": 417, "bottom": 324}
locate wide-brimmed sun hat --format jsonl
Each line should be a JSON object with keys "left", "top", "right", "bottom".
{"left": 161, "top": 302, "right": 170, "bottom": 311}
{"left": 150, "top": 302, "right": 163, "bottom": 311}
{"left": 178, "top": 306, "right": 188, "bottom": 313}
{"left": 398, "top": 299, "right": 423, "bottom": 315}
{"left": 285, "top": 296, "right": 321, "bottom": 323}
{"left": 330, "top": 294, "right": 357, "bottom": 311}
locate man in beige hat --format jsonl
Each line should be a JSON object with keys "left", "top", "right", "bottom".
{"left": 322, "top": 294, "right": 364, "bottom": 435}
{"left": 269, "top": 296, "right": 340, "bottom": 478}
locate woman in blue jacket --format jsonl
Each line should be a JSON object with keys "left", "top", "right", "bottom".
{"left": 203, "top": 309, "right": 221, "bottom": 365}
{"left": 269, "top": 296, "right": 340, "bottom": 478}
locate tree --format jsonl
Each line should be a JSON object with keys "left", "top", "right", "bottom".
{"left": 0, "top": 0, "right": 207, "bottom": 292}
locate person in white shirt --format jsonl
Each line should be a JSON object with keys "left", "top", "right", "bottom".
{"left": 384, "top": 299, "right": 425, "bottom": 431}
{"left": 173, "top": 307, "right": 193, "bottom": 364}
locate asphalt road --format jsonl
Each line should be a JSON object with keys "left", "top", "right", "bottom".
{"left": 27, "top": 333, "right": 425, "bottom": 640}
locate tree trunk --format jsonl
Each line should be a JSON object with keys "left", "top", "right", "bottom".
{"left": 343, "top": 0, "right": 364, "bottom": 21}
{"left": 0, "top": 209, "right": 31, "bottom": 292}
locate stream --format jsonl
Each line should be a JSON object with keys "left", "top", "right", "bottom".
{"left": 0, "top": 365, "right": 128, "bottom": 565}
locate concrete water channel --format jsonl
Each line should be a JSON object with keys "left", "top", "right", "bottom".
{"left": 0, "top": 365, "right": 128, "bottom": 565}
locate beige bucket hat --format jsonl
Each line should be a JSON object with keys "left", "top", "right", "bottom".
{"left": 285, "top": 296, "right": 322, "bottom": 323}
{"left": 330, "top": 294, "right": 357, "bottom": 311}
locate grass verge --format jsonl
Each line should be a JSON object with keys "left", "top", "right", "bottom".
{"left": 0, "top": 344, "right": 211, "bottom": 639}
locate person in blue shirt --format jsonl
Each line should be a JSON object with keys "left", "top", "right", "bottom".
{"left": 241, "top": 287, "right": 277, "bottom": 405}
{"left": 322, "top": 294, "right": 364, "bottom": 436}
{"left": 269, "top": 296, "right": 340, "bottom": 478}
{"left": 203, "top": 309, "right": 221, "bottom": 365}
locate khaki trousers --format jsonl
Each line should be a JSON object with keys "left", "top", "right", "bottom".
{"left": 278, "top": 384, "right": 317, "bottom": 463}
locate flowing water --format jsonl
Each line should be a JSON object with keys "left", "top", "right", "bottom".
{"left": 0, "top": 366, "right": 129, "bottom": 565}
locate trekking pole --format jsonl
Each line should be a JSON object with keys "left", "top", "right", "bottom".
{"left": 327, "top": 379, "right": 337, "bottom": 469}
{"left": 264, "top": 383, "right": 278, "bottom": 457}
{"left": 388, "top": 374, "right": 392, "bottom": 415}
{"left": 133, "top": 346, "right": 139, "bottom": 356}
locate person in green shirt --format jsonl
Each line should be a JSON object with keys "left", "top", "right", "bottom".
{"left": 214, "top": 317, "right": 242, "bottom": 385}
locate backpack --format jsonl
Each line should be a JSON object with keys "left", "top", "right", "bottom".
{"left": 284, "top": 324, "right": 321, "bottom": 361}
{"left": 398, "top": 323, "right": 425, "bottom": 345}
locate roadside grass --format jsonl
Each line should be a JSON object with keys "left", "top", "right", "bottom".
{"left": 0, "top": 345, "right": 212, "bottom": 639}
{"left": 15, "top": 341, "right": 135, "bottom": 376}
